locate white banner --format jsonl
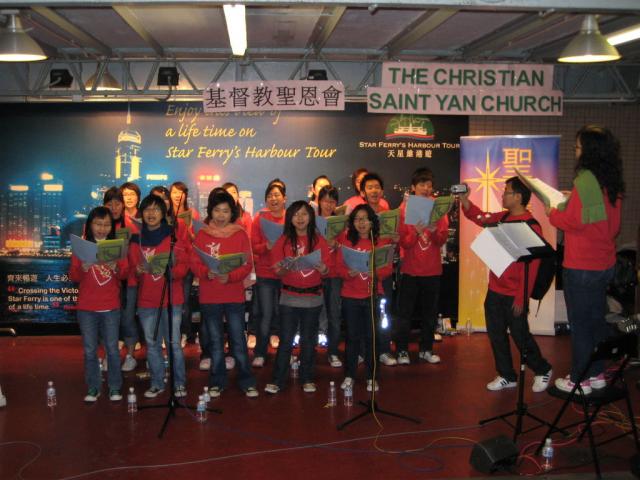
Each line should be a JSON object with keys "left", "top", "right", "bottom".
{"left": 203, "top": 80, "right": 345, "bottom": 113}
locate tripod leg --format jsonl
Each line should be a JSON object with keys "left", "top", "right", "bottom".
{"left": 373, "top": 406, "right": 421, "bottom": 424}
{"left": 337, "top": 408, "right": 371, "bottom": 431}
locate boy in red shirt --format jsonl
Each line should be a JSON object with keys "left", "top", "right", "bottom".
{"left": 461, "top": 177, "right": 552, "bottom": 393}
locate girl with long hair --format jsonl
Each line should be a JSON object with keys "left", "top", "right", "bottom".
{"left": 128, "top": 194, "right": 189, "bottom": 399}
{"left": 335, "top": 204, "right": 393, "bottom": 393}
{"left": 264, "top": 201, "right": 329, "bottom": 394}
{"left": 70, "top": 207, "right": 128, "bottom": 402}
{"left": 547, "top": 125, "right": 624, "bottom": 394}
{"left": 191, "top": 189, "right": 258, "bottom": 398}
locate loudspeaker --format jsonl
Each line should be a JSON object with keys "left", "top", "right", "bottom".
{"left": 157, "top": 67, "right": 179, "bottom": 86}
{"left": 469, "top": 435, "right": 518, "bottom": 474}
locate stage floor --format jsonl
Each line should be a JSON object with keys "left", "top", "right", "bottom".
{"left": 0, "top": 333, "right": 638, "bottom": 479}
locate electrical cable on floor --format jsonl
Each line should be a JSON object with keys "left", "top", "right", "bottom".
{"left": 49, "top": 422, "right": 485, "bottom": 480}
{"left": 0, "top": 441, "right": 43, "bottom": 480}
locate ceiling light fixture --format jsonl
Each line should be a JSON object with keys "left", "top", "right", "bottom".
{"left": 223, "top": 4, "right": 247, "bottom": 56}
{"left": 0, "top": 10, "right": 47, "bottom": 62}
{"left": 85, "top": 64, "right": 122, "bottom": 91}
{"left": 606, "top": 23, "right": 640, "bottom": 46}
{"left": 558, "top": 15, "right": 621, "bottom": 63}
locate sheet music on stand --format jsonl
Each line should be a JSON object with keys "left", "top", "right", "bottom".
{"left": 470, "top": 222, "right": 545, "bottom": 277}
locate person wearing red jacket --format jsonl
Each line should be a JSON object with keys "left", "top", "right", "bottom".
{"left": 461, "top": 177, "right": 552, "bottom": 393}
{"left": 264, "top": 201, "right": 330, "bottom": 394}
{"left": 342, "top": 167, "right": 390, "bottom": 214}
{"left": 191, "top": 189, "right": 258, "bottom": 398}
{"left": 335, "top": 204, "right": 393, "bottom": 393}
{"left": 104, "top": 186, "right": 139, "bottom": 373}
{"left": 128, "top": 194, "right": 189, "bottom": 399}
{"left": 396, "top": 168, "right": 449, "bottom": 365}
{"left": 250, "top": 183, "right": 287, "bottom": 367}
{"left": 547, "top": 125, "right": 623, "bottom": 394}
{"left": 70, "top": 207, "right": 128, "bottom": 403}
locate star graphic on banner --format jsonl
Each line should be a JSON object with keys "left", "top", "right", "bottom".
{"left": 464, "top": 149, "right": 504, "bottom": 209}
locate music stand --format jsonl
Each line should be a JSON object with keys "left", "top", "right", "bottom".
{"left": 479, "top": 223, "right": 559, "bottom": 441}
{"left": 138, "top": 203, "right": 220, "bottom": 438}
{"left": 337, "top": 239, "right": 421, "bottom": 431}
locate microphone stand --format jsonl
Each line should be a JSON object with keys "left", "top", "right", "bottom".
{"left": 479, "top": 227, "right": 560, "bottom": 441}
{"left": 337, "top": 230, "right": 420, "bottom": 431}
{"left": 138, "top": 193, "right": 220, "bottom": 438}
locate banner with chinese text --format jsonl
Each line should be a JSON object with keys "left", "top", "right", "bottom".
{"left": 203, "top": 80, "right": 345, "bottom": 113}
{"left": 459, "top": 135, "right": 559, "bottom": 335}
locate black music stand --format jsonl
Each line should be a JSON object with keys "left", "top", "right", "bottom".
{"left": 138, "top": 209, "right": 220, "bottom": 438}
{"left": 337, "top": 241, "right": 421, "bottom": 431}
{"left": 479, "top": 224, "right": 559, "bottom": 441}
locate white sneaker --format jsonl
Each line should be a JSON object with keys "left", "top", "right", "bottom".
{"left": 208, "top": 386, "right": 223, "bottom": 398}
{"left": 588, "top": 373, "right": 607, "bottom": 389}
{"left": 366, "top": 379, "right": 379, "bottom": 392}
{"left": 341, "top": 377, "right": 354, "bottom": 390}
{"left": 486, "top": 376, "right": 517, "bottom": 391}
{"left": 252, "top": 356, "right": 265, "bottom": 368}
{"left": 379, "top": 353, "right": 397, "bottom": 366}
{"left": 121, "top": 354, "right": 137, "bottom": 372}
{"left": 199, "top": 358, "right": 211, "bottom": 371}
{"left": 264, "top": 383, "right": 280, "bottom": 394}
{"left": 434, "top": 333, "right": 443, "bottom": 342}
{"left": 329, "top": 355, "right": 342, "bottom": 368}
{"left": 225, "top": 356, "right": 235, "bottom": 370}
{"left": 397, "top": 351, "right": 410, "bottom": 365}
{"left": 555, "top": 375, "right": 592, "bottom": 395}
{"left": 418, "top": 351, "right": 441, "bottom": 364}
{"left": 84, "top": 388, "right": 100, "bottom": 402}
{"left": 532, "top": 369, "right": 553, "bottom": 393}
{"left": 302, "top": 382, "right": 317, "bottom": 393}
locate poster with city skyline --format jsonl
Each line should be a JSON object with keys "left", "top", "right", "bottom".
{"left": 0, "top": 102, "right": 467, "bottom": 326}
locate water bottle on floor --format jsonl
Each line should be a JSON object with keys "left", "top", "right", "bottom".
{"left": 196, "top": 395, "right": 207, "bottom": 423}
{"left": 541, "top": 438, "right": 554, "bottom": 471}
{"left": 291, "top": 358, "right": 299, "bottom": 379}
{"left": 327, "top": 381, "right": 337, "bottom": 407}
{"left": 46, "top": 380, "right": 57, "bottom": 407}
{"left": 127, "top": 387, "right": 137, "bottom": 413}
{"left": 203, "top": 386, "right": 211, "bottom": 404}
{"left": 344, "top": 384, "right": 353, "bottom": 407}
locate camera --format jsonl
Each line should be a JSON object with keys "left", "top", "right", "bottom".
{"left": 450, "top": 184, "right": 468, "bottom": 194}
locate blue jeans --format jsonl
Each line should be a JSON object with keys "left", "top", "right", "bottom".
{"left": 138, "top": 305, "right": 186, "bottom": 390}
{"left": 201, "top": 303, "right": 256, "bottom": 391}
{"left": 272, "top": 304, "right": 322, "bottom": 388}
{"left": 321, "top": 277, "right": 343, "bottom": 356}
{"left": 121, "top": 285, "right": 139, "bottom": 348}
{"left": 342, "top": 297, "right": 377, "bottom": 380}
{"left": 563, "top": 267, "right": 615, "bottom": 382}
{"left": 254, "top": 277, "right": 281, "bottom": 358}
{"left": 77, "top": 309, "right": 122, "bottom": 391}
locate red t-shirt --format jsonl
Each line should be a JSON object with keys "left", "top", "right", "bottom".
{"left": 399, "top": 200, "right": 448, "bottom": 277}
{"left": 127, "top": 235, "right": 190, "bottom": 307}
{"left": 343, "top": 195, "right": 390, "bottom": 214}
{"left": 251, "top": 211, "right": 285, "bottom": 279}
{"left": 191, "top": 228, "right": 253, "bottom": 304}
{"left": 549, "top": 186, "right": 621, "bottom": 271}
{"left": 463, "top": 202, "right": 541, "bottom": 308}
{"left": 270, "top": 234, "right": 329, "bottom": 295}
{"left": 70, "top": 255, "right": 129, "bottom": 311}
{"left": 335, "top": 237, "right": 392, "bottom": 299}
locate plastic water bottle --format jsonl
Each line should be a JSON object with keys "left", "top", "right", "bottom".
{"left": 127, "top": 387, "right": 137, "bottom": 413}
{"left": 291, "top": 359, "right": 299, "bottom": 379}
{"left": 541, "top": 438, "right": 554, "bottom": 471}
{"left": 327, "top": 381, "right": 337, "bottom": 407}
{"left": 196, "top": 395, "right": 207, "bottom": 423}
{"left": 437, "top": 314, "right": 444, "bottom": 334}
{"left": 46, "top": 380, "right": 57, "bottom": 407}
{"left": 465, "top": 318, "right": 473, "bottom": 336}
{"left": 344, "top": 384, "right": 353, "bottom": 407}
{"left": 202, "top": 386, "right": 211, "bottom": 404}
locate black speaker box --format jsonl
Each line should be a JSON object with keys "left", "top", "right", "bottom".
{"left": 469, "top": 435, "right": 518, "bottom": 474}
